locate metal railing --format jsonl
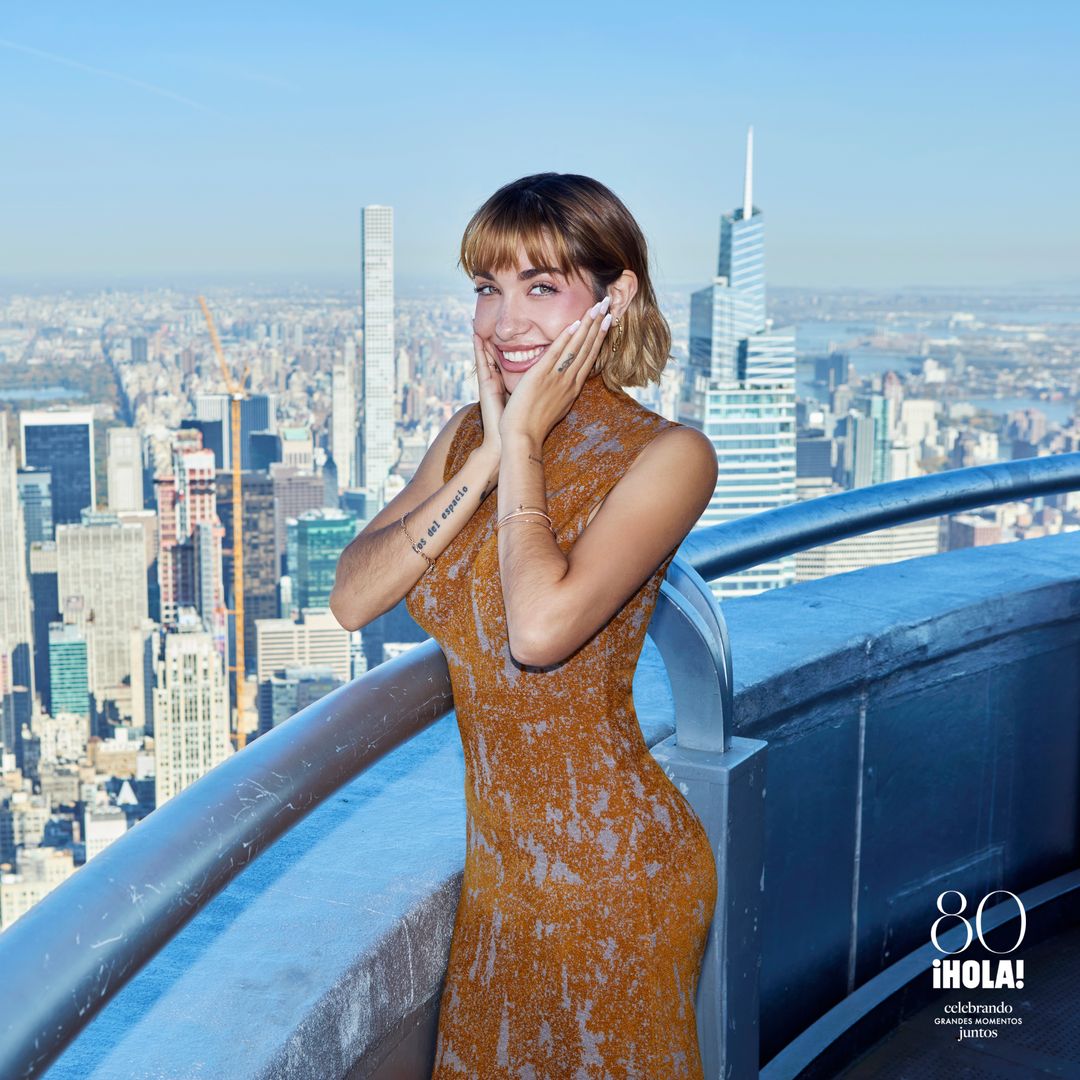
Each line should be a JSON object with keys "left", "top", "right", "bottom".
{"left": 679, "top": 450, "right": 1080, "bottom": 581}
{"left": 2, "top": 450, "right": 1079, "bottom": 1079}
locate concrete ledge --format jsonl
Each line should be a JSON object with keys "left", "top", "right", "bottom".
{"left": 724, "top": 529, "right": 1080, "bottom": 737}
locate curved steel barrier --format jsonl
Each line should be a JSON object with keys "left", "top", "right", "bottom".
{"left": 0, "top": 640, "right": 454, "bottom": 1078}
{"left": 680, "top": 450, "right": 1080, "bottom": 581}
{"left": 2, "top": 451, "right": 1079, "bottom": 1079}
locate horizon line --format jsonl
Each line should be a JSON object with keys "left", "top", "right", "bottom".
{"left": 1, "top": 273, "right": 1078, "bottom": 295}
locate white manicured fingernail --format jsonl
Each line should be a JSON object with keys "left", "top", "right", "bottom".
{"left": 600, "top": 312, "right": 612, "bottom": 331}
{"left": 566, "top": 319, "right": 581, "bottom": 333}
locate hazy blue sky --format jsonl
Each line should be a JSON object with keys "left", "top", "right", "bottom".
{"left": 2, "top": 1, "right": 1077, "bottom": 291}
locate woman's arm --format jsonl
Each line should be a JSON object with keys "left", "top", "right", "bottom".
{"left": 329, "top": 407, "right": 498, "bottom": 632}
{"left": 497, "top": 424, "right": 717, "bottom": 666}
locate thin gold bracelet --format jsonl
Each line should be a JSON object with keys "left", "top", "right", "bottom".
{"left": 496, "top": 516, "right": 557, "bottom": 539}
{"left": 496, "top": 509, "right": 553, "bottom": 529}
{"left": 399, "top": 513, "right": 435, "bottom": 573}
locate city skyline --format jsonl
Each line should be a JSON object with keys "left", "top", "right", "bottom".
{"left": 2, "top": 2, "right": 1078, "bottom": 290}
{"left": 2, "top": 208, "right": 1078, "bottom": 938}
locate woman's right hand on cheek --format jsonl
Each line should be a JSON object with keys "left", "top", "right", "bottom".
{"left": 472, "top": 328, "right": 504, "bottom": 485}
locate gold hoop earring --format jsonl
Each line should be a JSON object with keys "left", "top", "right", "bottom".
{"left": 610, "top": 316, "right": 624, "bottom": 357}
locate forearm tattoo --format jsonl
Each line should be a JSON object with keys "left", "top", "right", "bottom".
{"left": 415, "top": 486, "right": 469, "bottom": 550}
{"left": 528, "top": 454, "right": 544, "bottom": 467}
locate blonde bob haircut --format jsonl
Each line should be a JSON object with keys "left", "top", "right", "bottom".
{"left": 459, "top": 173, "right": 671, "bottom": 391}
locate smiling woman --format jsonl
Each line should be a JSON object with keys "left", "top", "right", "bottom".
{"left": 331, "top": 172, "right": 718, "bottom": 1079}
{"left": 460, "top": 172, "right": 672, "bottom": 394}
{"left": 470, "top": 254, "right": 595, "bottom": 389}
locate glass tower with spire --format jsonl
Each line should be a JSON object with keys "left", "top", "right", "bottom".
{"left": 685, "top": 126, "right": 797, "bottom": 597}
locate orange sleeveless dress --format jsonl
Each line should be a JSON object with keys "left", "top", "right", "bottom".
{"left": 405, "top": 372, "right": 718, "bottom": 1078}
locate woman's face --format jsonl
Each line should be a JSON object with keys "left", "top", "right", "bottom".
{"left": 471, "top": 241, "right": 598, "bottom": 393}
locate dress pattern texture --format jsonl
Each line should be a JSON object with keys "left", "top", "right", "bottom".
{"left": 405, "top": 372, "right": 718, "bottom": 1079}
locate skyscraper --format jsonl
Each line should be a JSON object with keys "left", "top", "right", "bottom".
{"left": 47, "top": 623, "right": 89, "bottom": 719}
{"left": 20, "top": 409, "right": 95, "bottom": 526}
{"left": 331, "top": 357, "right": 356, "bottom": 489}
{"left": 16, "top": 468, "right": 53, "bottom": 548}
{"left": 240, "top": 394, "right": 276, "bottom": 471}
{"left": 686, "top": 127, "right": 797, "bottom": 597}
{"left": 180, "top": 417, "right": 227, "bottom": 470}
{"left": 0, "top": 414, "right": 34, "bottom": 728}
{"left": 152, "top": 611, "right": 231, "bottom": 804}
{"left": 28, "top": 541, "right": 58, "bottom": 719}
{"left": 254, "top": 608, "right": 351, "bottom": 685}
{"left": 0, "top": 648, "right": 16, "bottom": 754}
{"left": 249, "top": 432, "right": 282, "bottom": 471}
{"left": 193, "top": 393, "right": 277, "bottom": 471}
{"left": 360, "top": 205, "right": 396, "bottom": 511}
{"left": 191, "top": 395, "right": 229, "bottom": 455}
{"left": 279, "top": 427, "right": 313, "bottom": 470}
{"left": 106, "top": 426, "right": 144, "bottom": 511}
{"left": 271, "top": 465, "right": 326, "bottom": 575}
{"left": 56, "top": 511, "right": 148, "bottom": 720}
{"left": 295, "top": 509, "right": 357, "bottom": 610}
{"left": 155, "top": 446, "right": 224, "bottom": 633}
{"left": 214, "top": 471, "right": 276, "bottom": 681}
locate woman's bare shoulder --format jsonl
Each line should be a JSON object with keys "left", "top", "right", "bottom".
{"left": 627, "top": 417, "right": 711, "bottom": 476}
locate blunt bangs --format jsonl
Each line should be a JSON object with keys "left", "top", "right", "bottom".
{"left": 459, "top": 197, "right": 579, "bottom": 284}
{"left": 458, "top": 173, "right": 672, "bottom": 389}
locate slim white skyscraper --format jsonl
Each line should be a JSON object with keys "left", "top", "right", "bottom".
{"left": 106, "top": 427, "right": 144, "bottom": 512}
{"left": 686, "top": 127, "right": 797, "bottom": 598}
{"left": 153, "top": 610, "right": 231, "bottom": 804}
{"left": 360, "top": 205, "right": 396, "bottom": 511}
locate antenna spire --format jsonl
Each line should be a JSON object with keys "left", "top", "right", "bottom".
{"left": 743, "top": 124, "right": 754, "bottom": 220}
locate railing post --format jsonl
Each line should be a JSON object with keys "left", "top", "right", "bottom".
{"left": 648, "top": 557, "right": 767, "bottom": 1080}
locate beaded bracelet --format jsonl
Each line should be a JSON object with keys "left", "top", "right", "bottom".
{"left": 399, "top": 513, "right": 435, "bottom": 573}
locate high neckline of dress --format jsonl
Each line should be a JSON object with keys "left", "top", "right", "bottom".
{"left": 574, "top": 371, "right": 618, "bottom": 410}
{"left": 541, "top": 372, "right": 620, "bottom": 449}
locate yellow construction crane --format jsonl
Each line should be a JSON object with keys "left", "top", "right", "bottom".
{"left": 198, "top": 295, "right": 252, "bottom": 751}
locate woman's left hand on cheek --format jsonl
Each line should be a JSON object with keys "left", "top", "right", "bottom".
{"left": 498, "top": 295, "right": 613, "bottom": 446}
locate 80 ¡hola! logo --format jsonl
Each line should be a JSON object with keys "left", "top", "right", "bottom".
{"left": 931, "top": 890, "right": 1026, "bottom": 990}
